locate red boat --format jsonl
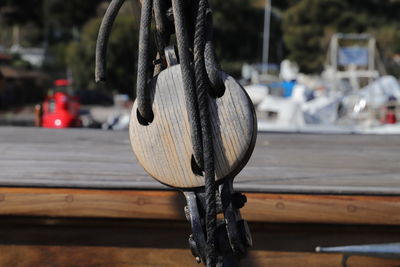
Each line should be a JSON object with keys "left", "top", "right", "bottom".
{"left": 39, "top": 79, "right": 82, "bottom": 128}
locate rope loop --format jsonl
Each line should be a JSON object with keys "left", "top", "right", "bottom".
{"left": 136, "top": 0, "right": 154, "bottom": 123}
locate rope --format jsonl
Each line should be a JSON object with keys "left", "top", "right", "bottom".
{"left": 171, "top": 0, "right": 204, "bottom": 170}
{"left": 95, "top": 0, "right": 125, "bottom": 82}
{"left": 96, "top": 1, "right": 221, "bottom": 265}
{"left": 193, "top": 0, "right": 217, "bottom": 266}
{"left": 204, "top": 5, "right": 225, "bottom": 97}
{"left": 153, "top": 0, "right": 172, "bottom": 76}
{"left": 170, "top": 1, "right": 218, "bottom": 265}
{"left": 136, "top": 0, "right": 154, "bottom": 122}
{"left": 153, "top": 0, "right": 172, "bottom": 54}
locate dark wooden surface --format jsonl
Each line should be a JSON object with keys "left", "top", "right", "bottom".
{"left": 1, "top": 127, "right": 400, "bottom": 195}
{"left": 0, "top": 218, "right": 399, "bottom": 266}
{"left": 2, "top": 246, "right": 400, "bottom": 267}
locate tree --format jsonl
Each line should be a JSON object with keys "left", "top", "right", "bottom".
{"left": 283, "top": 0, "right": 350, "bottom": 73}
{"left": 212, "top": 0, "right": 265, "bottom": 74}
{"left": 44, "top": 0, "right": 103, "bottom": 29}
{"left": 42, "top": 0, "right": 105, "bottom": 43}
{"left": 66, "top": 14, "right": 139, "bottom": 97}
{"left": 0, "top": 0, "right": 43, "bottom": 26}
{"left": 66, "top": 0, "right": 266, "bottom": 95}
{"left": 282, "top": 0, "right": 400, "bottom": 74}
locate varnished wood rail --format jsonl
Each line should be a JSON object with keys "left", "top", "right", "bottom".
{"left": 0, "top": 187, "right": 399, "bottom": 225}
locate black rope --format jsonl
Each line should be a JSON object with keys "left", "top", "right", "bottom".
{"left": 136, "top": 0, "right": 154, "bottom": 122}
{"left": 204, "top": 5, "right": 225, "bottom": 97}
{"left": 96, "top": 1, "right": 222, "bottom": 265}
{"left": 153, "top": 0, "right": 172, "bottom": 76}
{"left": 153, "top": 0, "right": 172, "bottom": 55}
{"left": 95, "top": 0, "right": 125, "bottom": 82}
{"left": 193, "top": 0, "right": 217, "bottom": 266}
{"left": 171, "top": 0, "right": 204, "bottom": 170}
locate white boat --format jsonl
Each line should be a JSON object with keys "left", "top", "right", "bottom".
{"left": 244, "top": 33, "right": 400, "bottom": 135}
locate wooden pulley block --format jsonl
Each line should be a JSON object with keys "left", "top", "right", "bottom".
{"left": 129, "top": 65, "right": 257, "bottom": 188}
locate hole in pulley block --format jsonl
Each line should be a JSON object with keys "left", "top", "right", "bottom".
{"left": 208, "top": 83, "right": 225, "bottom": 98}
{"left": 191, "top": 154, "right": 204, "bottom": 176}
{"left": 136, "top": 109, "right": 154, "bottom": 126}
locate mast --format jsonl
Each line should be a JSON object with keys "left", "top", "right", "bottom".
{"left": 262, "top": 0, "right": 272, "bottom": 73}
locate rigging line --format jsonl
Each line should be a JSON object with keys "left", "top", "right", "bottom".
{"left": 171, "top": 0, "right": 204, "bottom": 169}
{"left": 153, "top": 0, "right": 172, "bottom": 55}
{"left": 136, "top": 0, "right": 154, "bottom": 122}
{"left": 153, "top": 0, "right": 172, "bottom": 76}
{"left": 194, "top": 0, "right": 217, "bottom": 265}
{"left": 204, "top": 3, "right": 225, "bottom": 97}
{"left": 95, "top": 0, "right": 126, "bottom": 82}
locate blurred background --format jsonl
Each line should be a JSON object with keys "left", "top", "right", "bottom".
{"left": 0, "top": 0, "right": 399, "bottom": 133}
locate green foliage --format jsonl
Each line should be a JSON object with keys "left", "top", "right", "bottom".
{"left": 0, "top": 21, "right": 12, "bottom": 47}
{"left": 282, "top": 0, "right": 400, "bottom": 74}
{"left": 0, "top": 0, "right": 103, "bottom": 28}
{"left": 45, "top": 42, "right": 69, "bottom": 72}
{"left": 0, "top": 0, "right": 103, "bottom": 46}
{"left": 11, "top": 54, "right": 32, "bottom": 69}
{"left": 372, "top": 26, "right": 400, "bottom": 55}
{"left": 374, "top": 25, "right": 400, "bottom": 77}
{"left": 212, "top": 0, "right": 264, "bottom": 75}
{"left": 44, "top": 0, "right": 103, "bottom": 29}
{"left": 66, "top": 15, "right": 138, "bottom": 97}
{"left": 67, "top": 0, "right": 266, "bottom": 90}
{"left": 283, "top": 0, "right": 348, "bottom": 73}
{"left": 0, "top": 0, "right": 43, "bottom": 26}
{"left": 3, "top": 0, "right": 400, "bottom": 86}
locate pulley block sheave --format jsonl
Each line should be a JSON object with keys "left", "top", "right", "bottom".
{"left": 129, "top": 63, "right": 257, "bottom": 188}
{"left": 95, "top": 0, "right": 257, "bottom": 266}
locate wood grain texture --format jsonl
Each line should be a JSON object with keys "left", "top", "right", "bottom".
{"left": 0, "top": 246, "right": 399, "bottom": 267}
{"left": 243, "top": 193, "right": 400, "bottom": 225}
{"left": 0, "top": 188, "right": 400, "bottom": 225}
{"left": 0, "top": 188, "right": 186, "bottom": 220}
{"left": 246, "top": 251, "right": 400, "bottom": 267}
{"left": 1, "top": 127, "right": 400, "bottom": 194}
{"left": 130, "top": 65, "right": 256, "bottom": 188}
